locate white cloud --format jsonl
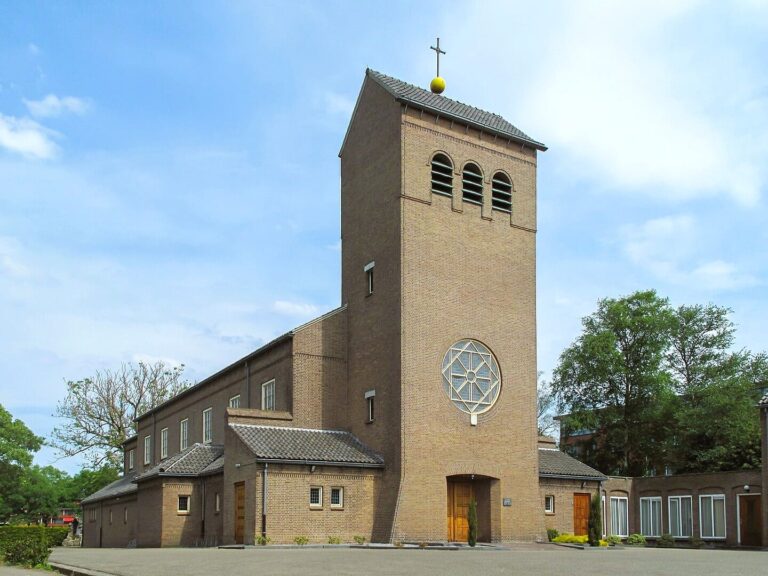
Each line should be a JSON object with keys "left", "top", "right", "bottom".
{"left": 690, "top": 260, "right": 757, "bottom": 291}
{"left": 0, "top": 237, "right": 31, "bottom": 278}
{"left": 24, "top": 94, "right": 89, "bottom": 118}
{"left": 131, "top": 353, "right": 185, "bottom": 368}
{"left": 272, "top": 300, "right": 319, "bottom": 317}
{"left": 28, "top": 43, "right": 40, "bottom": 55}
{"left": 0, "top": 114, "right": 58, "bottom": 159}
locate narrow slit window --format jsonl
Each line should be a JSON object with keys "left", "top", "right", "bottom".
{"left": 431, "top": 153, "right": 453, "bottom": 197}
{"left": 160, "top": 427, "right": 168, "bottom": 459}
{"left": 364, "top": 261, "right": 374, "bottom": 296}
{"left": 128, "top": 449, "right": 134, "bottom": 471}
{"left": 262, "top": 380, "right": 275, "bottom": 411}
{"left": 143, "top": 435, "right": 151, "bottom": 465}
{"left": 180, "top": 418, "right": 189, "bottom": 451}
{"left": 202, "top": 407, "right": 212, "bottom": 444}
{"left": 365, "top": 390, "right": 375, "bottom": 423}
{"left": 492, "top": 172, "right": 512, "bottom": 213}
{"left": 462, "top": 163, "right": 483, "bottom": 205}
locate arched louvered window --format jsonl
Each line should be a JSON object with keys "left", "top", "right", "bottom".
{"left": 462, "top": 163, "right": 483, "bottom": 205}
{"left": 491, "top": 172, "right": 512, "bottom": 213}
{"left": 431, "top": 153, "right": 453, "bottom": 197}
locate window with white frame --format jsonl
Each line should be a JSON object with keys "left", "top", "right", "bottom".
{"left": 229, "top": 395, "right": 241, "bottom": 409}
{"left": 365, "top": 390, "right": 375, "bottom": 423}
{"left": 699, "top": 495, "right": 726, "bottom": 539}
{"left": 640, "top": 497, "right": 662, "bottom": 537}
{"left": 610, "top": 497, "right": 629, "bottom": 537}
{"left": 330, "top": 487, "right": 344, "bottom": 509}
{"left": 215, "top": 492, "right": 220, "bottom": 513}
{"left": 202, "top": 408, "right": 212, "bottom": 444}
{"left": 179, "top": 418, "right": 189, "bottom": 451}
{"left": 143, "top": 435, "right": 151, "bottom": 465}
{"left": 309, "top": 486, "right": 323, "bottom": 508}
{"left": 262, "top": 380, "right": 275, "bottom": 411}
{"left": 364, "top": 261, "right": 374, "bottom": 296}
{"left": 128, "top": 449, "right": 135, "bottom": 471}
{"left": 160, "top": 427, "right": 168, "bottom": 459}
{"left": 601, "top": 495, "right": 606, "bottom": 538}
{"left": 544, "top": 495, "right": 555, "bottom": 514}
{"left": 124, "top": 506, "right": 128, "bottom": 524}
{"left": 178, "top": 495, "right": 190, "bottom": 514}
{"left": 669, "top": 496, "right": 693, "bottom": 538}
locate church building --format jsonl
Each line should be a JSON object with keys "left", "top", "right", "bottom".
{"left": 81, "top": 67, "right": 617, "bottom": 547}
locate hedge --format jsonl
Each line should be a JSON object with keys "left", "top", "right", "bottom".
{"left": 0, "top": 526, "right": 69, "bottom": 553}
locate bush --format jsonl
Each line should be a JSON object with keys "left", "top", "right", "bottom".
{"left": 657, "top": 533, "right": 675, "bottom": 548}
{"left": 606, "top": 535, "right": 622, "bottom": 546}
{"left": 293, "top": 536, "right": 309, "bottom": 545}
{"left": 588, "top": 494, "right": 602, "bottom": 547}
{"left": 546, "top": 528, "right": 559, "bottom": 542}
{"left": 255, "top": 535, "right": 271, "bottom": 546}
{"left": 353, "top": 535, "right": 366, "bottom": 545}
{"left": 3, "top": 539, "right": 51, "bottom": 567}
{"left": 468, "top": 500, "right": 477, "bottom": 547}
{"left": 552, "top": 533, "right": 608, "bottom": 547}
{"left": 327, "top": 536, "right": 342, "bottom": 544}
{"left": 626, "top": 533, "right": 647, "bottom": 546}
{"left": 0, "top": 526, "right": 69, "bottom": 552}
{"left": 689, "top": 536, "right": 704, "bottom": 549}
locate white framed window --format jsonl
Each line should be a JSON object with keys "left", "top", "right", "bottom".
{"left": 143, "top": 435, "right": 151, "bottom": 465}
{"left": 669, "top": 495, "right": 693, "bottom": 538}
{"left": 610, "top": 497, "right": 629, "bottom": 537}
{"left": 640, "top": 497, "right": 662, "bottom": 537}
{"left": 109, "top": 508, "right": 113, "bottom": 525}
{"left": 179, "top": 418, "right": 189, "bottom": 451}
{"left": 699, "top": 495, "right": 726, "bottom": 539}
{"left": 229, "top": 394, "right": 241, "bottom": 409}
{"left": 215, "top": 492, "right": 220, "bottom": 513}
{"left": 202, "top": 408, "right": 212, "bottom": 444}
{"left": 309, "top": 486, "right": 323, "bottom": 508}
{"left": 178, "top": 495, "right": 190, "bottom": 514}
{"left": 124, "top": 507, "right": 128, "bottom": 524}
{"left": 160, "top": 428, "right": 168, "bottom": 459}
{"left": 128, "top": 449, "right": 135, "bottom": 471}
{"left": 544, "top": 495, "right": 555, "bottom": 514}
{"left": 601, "top": 495, "right": 606, "bottom": 538}
{"left": 262, "top": 380, "right": 275, "bottom": 411}
{"left": 330, "top": 487, "right": 344, "bottom": 509}
{"left": 364, "top": 261, "right": 375, "bottom": 296}
{"left": 365, "top": 390, "right": 375, "bottom": 422}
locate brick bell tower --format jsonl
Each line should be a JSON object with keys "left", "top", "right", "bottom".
{"left": 339, "top": 66, "right": 547, "bottom": 543}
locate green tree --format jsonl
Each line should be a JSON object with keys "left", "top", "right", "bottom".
{"left": 16, "top": 465, "right": 70, "bottom": 524}
{"left": 64, "top": 465, "right": 120, "bottom": 504}
{"left": 588, "top": 493, "right": 602, "bottom": 547}
{"left": 552, "top": 290, "right": 675, "bottom": 476}
{"left": 52, "top": 362, "right": 190, "bottom": 467}
{"left": 0, "top": 405, "right": 43, "bottom": 522}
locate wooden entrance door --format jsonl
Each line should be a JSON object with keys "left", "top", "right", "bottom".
{"left": 234, "top": 482, "right": 245, "bottom": 544}
{"left": 739, "top": 494, "right": 762, "bottom": 547}
{"left": 573, "top": 493, "right": 591, "bottom": 536}
{"left": 447, "top": 481, "right": 473, "bottom": 542}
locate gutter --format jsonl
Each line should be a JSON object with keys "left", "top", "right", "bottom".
{"left": 251, "top": 457, "right": 384, "bottom": 469}
{"left": 539, "top": 473, "right": 608, "bottom": 482}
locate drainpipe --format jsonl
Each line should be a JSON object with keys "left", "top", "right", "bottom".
{"left": 261, "top": 463, "right": 268, "bottom": 538}
{"left": 201, "top": 478, "right": 206, "bottom": 543}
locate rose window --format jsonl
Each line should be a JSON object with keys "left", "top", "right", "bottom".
{"left": 441, "top": 339, "right": 501, "bottom": 415}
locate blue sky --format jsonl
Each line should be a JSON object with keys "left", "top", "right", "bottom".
{"left": 1, "top": 1, "right": 766, "bottom": 474}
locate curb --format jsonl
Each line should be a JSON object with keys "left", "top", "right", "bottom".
{"left": 50, "top": 562, "right": 119, "bottom": 576}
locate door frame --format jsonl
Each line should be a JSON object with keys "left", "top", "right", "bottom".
{"left": 573, "top": 492, "right": 592, "bottom": 537}
{"left": 234, "top": 481, "right": 245, "bottom": 545}
{"left": 736, "top": 492, "right": 762, "bottom": 546}
{"left": 447, "top": 479, "right": 474, "bottom": 542}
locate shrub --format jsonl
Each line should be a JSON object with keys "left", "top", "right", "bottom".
{"left": 3, "top": 539, "right": 51, "bottom": 567}
{"left": 293, "top": 536, "right": 309, "bottom": 546}
{"left": 0, "top": 526, "right": 69, "bottom": 552}
{"left": 657, "top": 533, "right": 675, "bottom": 548}
{"left": 588, "top": 494, "right": 602, "bottom": 547}
{"left": 255, "top": 535, "right": 271, "bottom": 546}
{"left": 626, "top": 533, "right": 647, "bottom": 546}
{"left": 327, "top": 536, "right": 342, "bottom": 544}
{"left": 606, "top": 535, "right": 622, "bottom": 546}
{"left": 552, "top": 533, "right": 588, "bottom": 544}
{"left": 546, "top": 528, "right": 559, "bottom": 542}
{"left": 468, "top": 499, "right": 478, "bottom": 547}
{"left": 353, "top": 535, "right": 366, "bottom": 545}
{"left": 689, "top": 536, "right": 704, "bottom": 549}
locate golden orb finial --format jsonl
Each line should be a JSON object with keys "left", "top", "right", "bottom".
{"left": 430, "top": 76, "right": 446, "bottom": 94}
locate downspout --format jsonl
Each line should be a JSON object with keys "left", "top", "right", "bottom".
{"left": 261, "top": 463, "right": 268, "bottom": 538}
{"left": 201, "top": 478, "right": 206, "bottom": 543}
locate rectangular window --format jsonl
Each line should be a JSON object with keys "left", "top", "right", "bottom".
{"left": 128, "top": 449, "right": 134, "bottom": 471}
{"left": 610, "top": 497, "right": 629, "bottom": 537}
{"left": 160, "top": 428, "right": 168, "bottom": 459}
{"left": 262, "top": 380, "right": 275, "bottom": 411}
{"left": 202, "top": 408, "right": 212, "bottom": 444}
{"left": 109, "top": 508, "right": 112, "bottom": 525}
{"left": 330, "top": 487, "right": 344, "bottom": 509}
{"left": 544, "top": 495, "right": 555, "bottom": 514}
{"left": 180, "top": 418, "right": 189, "bottom": 451}
{"left": 365, "top": 390, "right": 375, "bottom": 423}
{"left": 229, "top": 394, "right": 241, "bottom": 409}
{"left": 124, "top": 507, "right": 128, "bottom": 524}
{"left": 215, "top": 493, "right": 220, "bottom": 513}
{"left": 178, "top": 495, "right": 190, "bottom": 514}
{"left": 700, "top": 495, "right": 726, "bottom": 539}
{"left": 669, "top": 496, "right": 693, "bottom": 538}
{"left": 601, "top": 495, "right": 606, "bottom": 538}
{"left": 640, "top": 497, "right": 662, "bottom": 537}
{"left": 364, "top": 261, "right": 374, "bottom": 296}
{"left": 143, "top": 435, "right": 151, "bottom": 465}
{"left": 309, "top": 486, "right": 323, "bottom": 508}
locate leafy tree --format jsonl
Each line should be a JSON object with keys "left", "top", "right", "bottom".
{"left": 51, "top": 362, "right": 190, "bottom": 468}
{"left": 537, "top": 372, "right": 558, "bottom": 437}
{"left": 588, "top": 493, "right": 602, "bottom": 547}
{"left": 552, "top": 290, "right": 675, "bottom": 476}
{"left": 64, "top": 465, "right": 120, "bottom": 504}
{"left": 0, "top": 405, "right": 43, "bottom": 522}
{"left": 15, "top": 465, "right": 70, "bottom": 524}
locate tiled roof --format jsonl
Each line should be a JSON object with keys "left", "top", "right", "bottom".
{"left": 230, "top": 424, "right": 384, "bottom": 468}
{"left": 81, "top": 473, "right": 138, "bottom": 504}
{"left": 136, "top": 443, "right": 224, "bottom": 482}
{"left": 538, "top": 448, "right": 607, "bottom": 480}
{"left": 366, "top": 69, "right": 546, "bottom": 151}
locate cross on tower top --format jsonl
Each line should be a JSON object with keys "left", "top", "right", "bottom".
{"left": 430, "top": 37, "right": 446, "bottom": 77}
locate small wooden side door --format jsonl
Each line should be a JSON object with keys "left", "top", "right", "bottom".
{"left": 447, "top": 481, "right": 473, "bottom": 542}
{"left": 573, "top": 493, "right": 591, "bottom": 536}
{"left": 234, "top": 482, "right": 245, "bottom": 544}
{"left": 739, "top": 494, "right": 762, "bottom": 547}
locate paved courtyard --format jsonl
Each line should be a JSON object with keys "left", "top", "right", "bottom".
{"left": 49, "top": 545, "right": 766, "bottom": 576}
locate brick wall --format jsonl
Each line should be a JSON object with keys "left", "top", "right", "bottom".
{"left": 539, "top": 478, "right": 600, "bottom": 535}
{"left": 82, "top": 496, "right": 137, "bottom": 548}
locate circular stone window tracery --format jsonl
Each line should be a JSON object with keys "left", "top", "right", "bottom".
{"left": 441, "top": 339, "right": 501, "bottom": 415}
